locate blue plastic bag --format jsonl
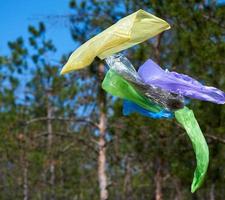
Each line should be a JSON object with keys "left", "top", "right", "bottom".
{"left": 123, "top": 100, "right": 174, "bottom": 119}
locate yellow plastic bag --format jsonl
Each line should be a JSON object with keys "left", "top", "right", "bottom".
{"left": 61, "top": 9, "right": 170, "bottom": 74}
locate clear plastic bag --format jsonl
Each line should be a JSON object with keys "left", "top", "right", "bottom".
{"left": 105, "top": 54, "right": 184, "bottom": 111}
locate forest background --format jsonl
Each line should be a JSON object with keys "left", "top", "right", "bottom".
{"left": 0, "top": 0, "right": 225, "bottom": 199}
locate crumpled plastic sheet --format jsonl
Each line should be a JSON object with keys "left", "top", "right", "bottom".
{"left": 175, "top": 107, "right": 209, "bottom": 193}
{"left": 123, "top": 100, "right": 174, "bottom": 119}
{"left": 105, "top": 54, "right": 184, "bottom": 111}
{"left": 105, "top": 54, "right": 142, "bottom": 84}
{"left": 102, "top": 69, "right": 162, "bottom": 113}
{"left": 138, "top": 59, "right": 225, "bottom": 104}
{"left": 61, "top": 9, "right": 170, "bottom": 74}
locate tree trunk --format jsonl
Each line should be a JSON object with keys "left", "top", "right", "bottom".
{"left": 154, "top": 34, "right": 163, "bottom": 64}
{"left": 154, "top": 158, "right": 163, "bottom": 200}
{"left": 173, "top": 178, "right": 182, "bottom": 200}
{"left": 47, "top": 90, "right": 55, "bottom": 200}
{"left": 154, "top": 168, "right": 163, "bottom": 200}
{"left": 124, "top": 155, "right": 132, "bottom": 200}
{"left": 98, "top": 63, "right": 108, "bottom": 200}
{"left": 154, "top": 34, "right": 163, "bottom": 200}
{"left": 23, "top": 159, "right": 28, "bottom": 200}
{"left": 19, "top": 133, "right": 29, "bottom": 200}
{"left": 210, "top": 184, "right": 215, "bottom": 200}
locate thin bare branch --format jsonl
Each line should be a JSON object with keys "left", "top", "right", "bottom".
{"left": 205, "top": 134, "right": 225, "bottom": 144}
{"left": 25, "top": 117, "right": 99, "bottom": 128}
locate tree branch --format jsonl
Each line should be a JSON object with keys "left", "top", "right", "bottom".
{"left": 25, "top": 117, "right": 99, "bottom": 128}
{"left": 205, "top": 134, "right": 225, "bottom": 144}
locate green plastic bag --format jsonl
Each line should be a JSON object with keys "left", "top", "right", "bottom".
{"left": 175, "top": 107, "right": 209, "bottom": 193}
{"left": 102, "top": 69, "right": 161, "bottom": 113}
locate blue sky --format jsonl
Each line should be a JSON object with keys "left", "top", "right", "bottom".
{"left": 0, "top": 0, "right": 75, "bottom": 57}
{"left": 0, "top": 0, "right": 77, "bottom": 103}
{"left": 1, "top": 0, "right": 225, "bottom": 57}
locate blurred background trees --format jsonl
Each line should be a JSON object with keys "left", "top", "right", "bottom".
{"left": 0, "top": 0, "right": 224, "bottom": 199}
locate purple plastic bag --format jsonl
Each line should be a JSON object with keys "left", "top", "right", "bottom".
{"left": 138, "top": 59, "right": 225, "bottom": 104}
